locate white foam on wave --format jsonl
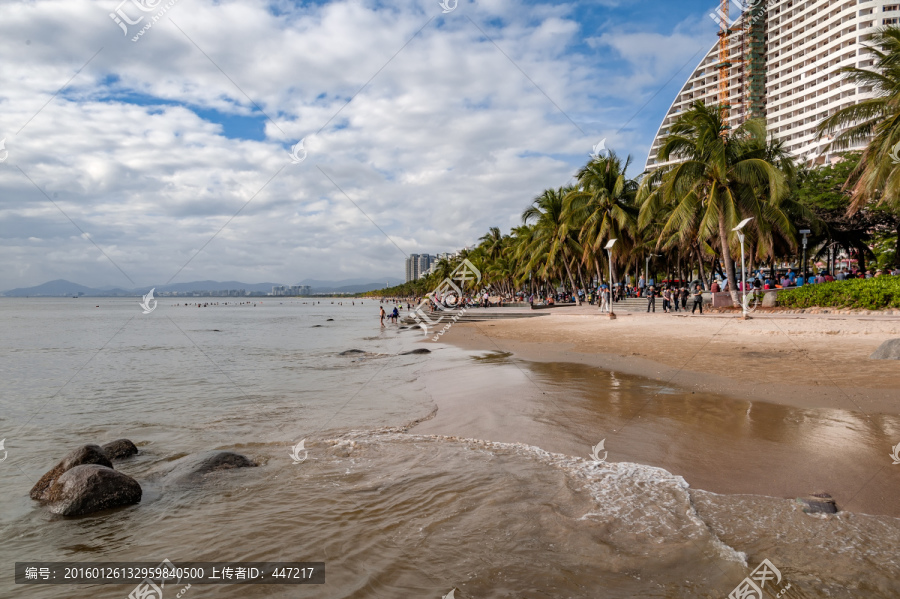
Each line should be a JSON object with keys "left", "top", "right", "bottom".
{"left": 330, "top": 429, "right": 748, "bottom": 565}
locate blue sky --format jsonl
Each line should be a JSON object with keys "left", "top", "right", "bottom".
{"left": 0, "top": 0, "right": 724, "bottom": 288}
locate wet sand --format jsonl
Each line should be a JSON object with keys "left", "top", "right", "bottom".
{"left": 413, "top": 310, "right": 900, "bottom": 517}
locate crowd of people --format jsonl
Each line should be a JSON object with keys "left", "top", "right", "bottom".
{"left": 377, "top": 264, "right": 900, "bottom": 324}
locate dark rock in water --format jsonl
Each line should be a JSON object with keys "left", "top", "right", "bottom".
{"left": 400, "top": 348, "right": 432, "bottom": 355}
{"left": 796, "top": 492, "right": 838, "bottom": 514}
{"left": 311, "top": 325, "right": 323, "bottom": 327}
{"left": 163, "top": 451, "right": 257, "bottom": 484}
{"left": 45, "top": 464, "right": 141, "bottom": 516}
{"left": 101, "top": 439, "right": 138, "bottom": 460}
{"left": 326, "top": 318, "right": 334, "bottom": 321}
{"left": 30, "top": 445, "right": 113, "bottom": 500}
{"left": 340, "top": 349, "right": 365, "bottom": 355}
{"left": 871, "top": 339, "right": 900, "bottom": 360}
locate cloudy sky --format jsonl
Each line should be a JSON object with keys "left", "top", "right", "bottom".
{"left": 0, "top": 0, "right": 721, "bottom": 289}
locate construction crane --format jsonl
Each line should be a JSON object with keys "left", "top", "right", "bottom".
{"left": 715, "top": 1, "right": 766, "bottom": 131}
{"left": 714, "top": 0, "right": 733, "bottom": 125}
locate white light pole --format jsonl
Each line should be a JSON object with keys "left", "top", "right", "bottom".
{"left": 606, "top": 238, "right": 617, "bottom": 320}
{"left": 799, "top": 229, "right": 811, "bottom": 280}
{"left": 732, "top": 218, "right": 753, "bottom": 319}
{"left": 645, "top": 253, "right": 659, "bottom": 285}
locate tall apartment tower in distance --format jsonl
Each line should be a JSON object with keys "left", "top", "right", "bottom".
{"left": 646, "top": 0, "right": 896, "bottom": 171}
{"left": 417, "top": 254, "right": 433, "bottom": 279}
{"left": 405, "top": 254, "right": 436, "bottom": 281}
{"left": 405, "top": 253, "right": 420, "bottom": 282}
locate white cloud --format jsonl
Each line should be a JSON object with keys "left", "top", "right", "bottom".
{"left": 0, "top": 0, "right": 706, "bottom": 289}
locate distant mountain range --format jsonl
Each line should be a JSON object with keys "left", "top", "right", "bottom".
{"left": 1, "top": 278, "right": 404, "bottom": 297}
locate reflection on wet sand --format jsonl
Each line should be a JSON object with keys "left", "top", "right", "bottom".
{"left": 417, "top": 352, "right": 900, "bottom": 517}
{"left": 530, "top": 360, "right": 900, "bottom": 518}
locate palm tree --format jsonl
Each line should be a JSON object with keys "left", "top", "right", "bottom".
{"left": 563, "top": 151, "right": 637, "bottom": 286}
{"left": 748, "top": 135, "right": 812, "bottom": 271}
{"left": 818, "top": 26, "right": 900, "bottom": 213}
{"left": 522, "top": 186, "right": 583, "bottom": 303}
{"left": 479, "top": 227, "right": 504, "bottom": 262}
{"left": 508, "top": 224, "right": 536, "bottom": 292}
{"left": 639, "top": 102, "right": 788, "bottom": 305}
{"left": 432, "top": 257, "right": 453, "bottom": 283}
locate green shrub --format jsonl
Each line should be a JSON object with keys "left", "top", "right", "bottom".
{"left": 777, "top": 276, "right": 900, "bottom": 310}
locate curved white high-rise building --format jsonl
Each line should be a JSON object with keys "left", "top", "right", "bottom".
{"left": 645, "top": 0, "right": 897, "bottom": 171}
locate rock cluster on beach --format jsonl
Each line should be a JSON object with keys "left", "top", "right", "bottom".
{"left": 29, "top": 444, "right": 114, "bottom": 501}
{"left": 159, "top": 451, "right": 257, "bottom": 486}
{"left": 44, "top": 465, "right": 143, "bottom": 516}
{"left": 796, "top": 492, "right": 839, "bottom": 514}
{"left": 870, "top": 338, "right": 900, "bottom": 360}
{"left": 101, "top": 438, "right": 139, "bottom": 459}
{"left": 29, "top": 443, "right": 140, "bottom": 516}
{"left": 30, "top": 441, "right": 256, "bottom": 517}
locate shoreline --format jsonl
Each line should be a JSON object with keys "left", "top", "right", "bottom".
{"left": 435, "top": 308, "right": 900, "bottom": 413}
{"left": 410, "top": 309, "right": 900, "bottom": 517}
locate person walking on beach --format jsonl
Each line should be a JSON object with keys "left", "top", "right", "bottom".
{"left": 380, "top": 306, "right": 386, "bottom": 327}
{"left": 646, "top": 286, "right": 656, "bottom": 312}
{"left": 691, "top": 285, "right": 703, "bottom": 314}
{"left": 662, "top": 287, "right": 671, "bottom": 313}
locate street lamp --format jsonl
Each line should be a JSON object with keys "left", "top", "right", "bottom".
{"left": 733, "top": 218, "right": 753, "bottom": 319}
{"left": 799, "top": 229, "right": 811, "bottom": 279}
{"left": 827, "top": 241, "right": 840, "bottom": 277}
{"left": 645, "top": 253, "right": 659, "bottom": 286}
{"left": 606, "top": 239, "right": 617, "bottom": 320}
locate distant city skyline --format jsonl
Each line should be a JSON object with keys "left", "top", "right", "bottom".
{"left": 1, "top": 277, "right": 404, "bottom": 297}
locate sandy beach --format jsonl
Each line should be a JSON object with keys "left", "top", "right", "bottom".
{"left": 414, "top": 307, "right": 900, "bottom": 517}
{"left": 438, "top": 307, "right": 900, "bottom": 411}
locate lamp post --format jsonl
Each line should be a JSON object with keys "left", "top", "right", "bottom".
{"left": 732, "top": 218, "right": 753, "bottom": 319}
{"left": 645, "top": 253, "right": 659, "bottom": 286}
{"left": 606, "top": 239, "right": 617, "bottom": 320}
{"left": 827, "top": 241, "right": 840, "bottom": 277}
{"left": 799, "top": 229, "right": 811, "bottom": 279}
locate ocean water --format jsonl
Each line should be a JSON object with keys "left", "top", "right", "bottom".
{"left": 1, "top": 298, "right": 899, "bottom": 598}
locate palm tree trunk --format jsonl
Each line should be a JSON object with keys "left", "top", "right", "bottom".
{"left": 718, "top": 212, "right": 740, "bottom": 306}
{"left": 563, "top": 257, "right": 581, "bottom": 305}
{"left": 695, "top": 242, "right": 708, "bottom": 290}
{"left": 577, "top": 268, "right": 588, "bottom": 296}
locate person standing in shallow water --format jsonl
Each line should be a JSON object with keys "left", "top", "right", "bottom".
{"left": 380, "top": 306, "right": 386, "bottom": 327}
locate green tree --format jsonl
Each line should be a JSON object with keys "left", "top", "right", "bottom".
{"left": 818, "top": 26, "right": 900, "bottom": 212}
{"left": 563, "top": 151, "right": 637, "bottom": 285}
{"left": 638, "top": 102, "right": 789, "bottom": 305}
{"left": 522, "top": 186, "right": 583, "bottom": 303}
